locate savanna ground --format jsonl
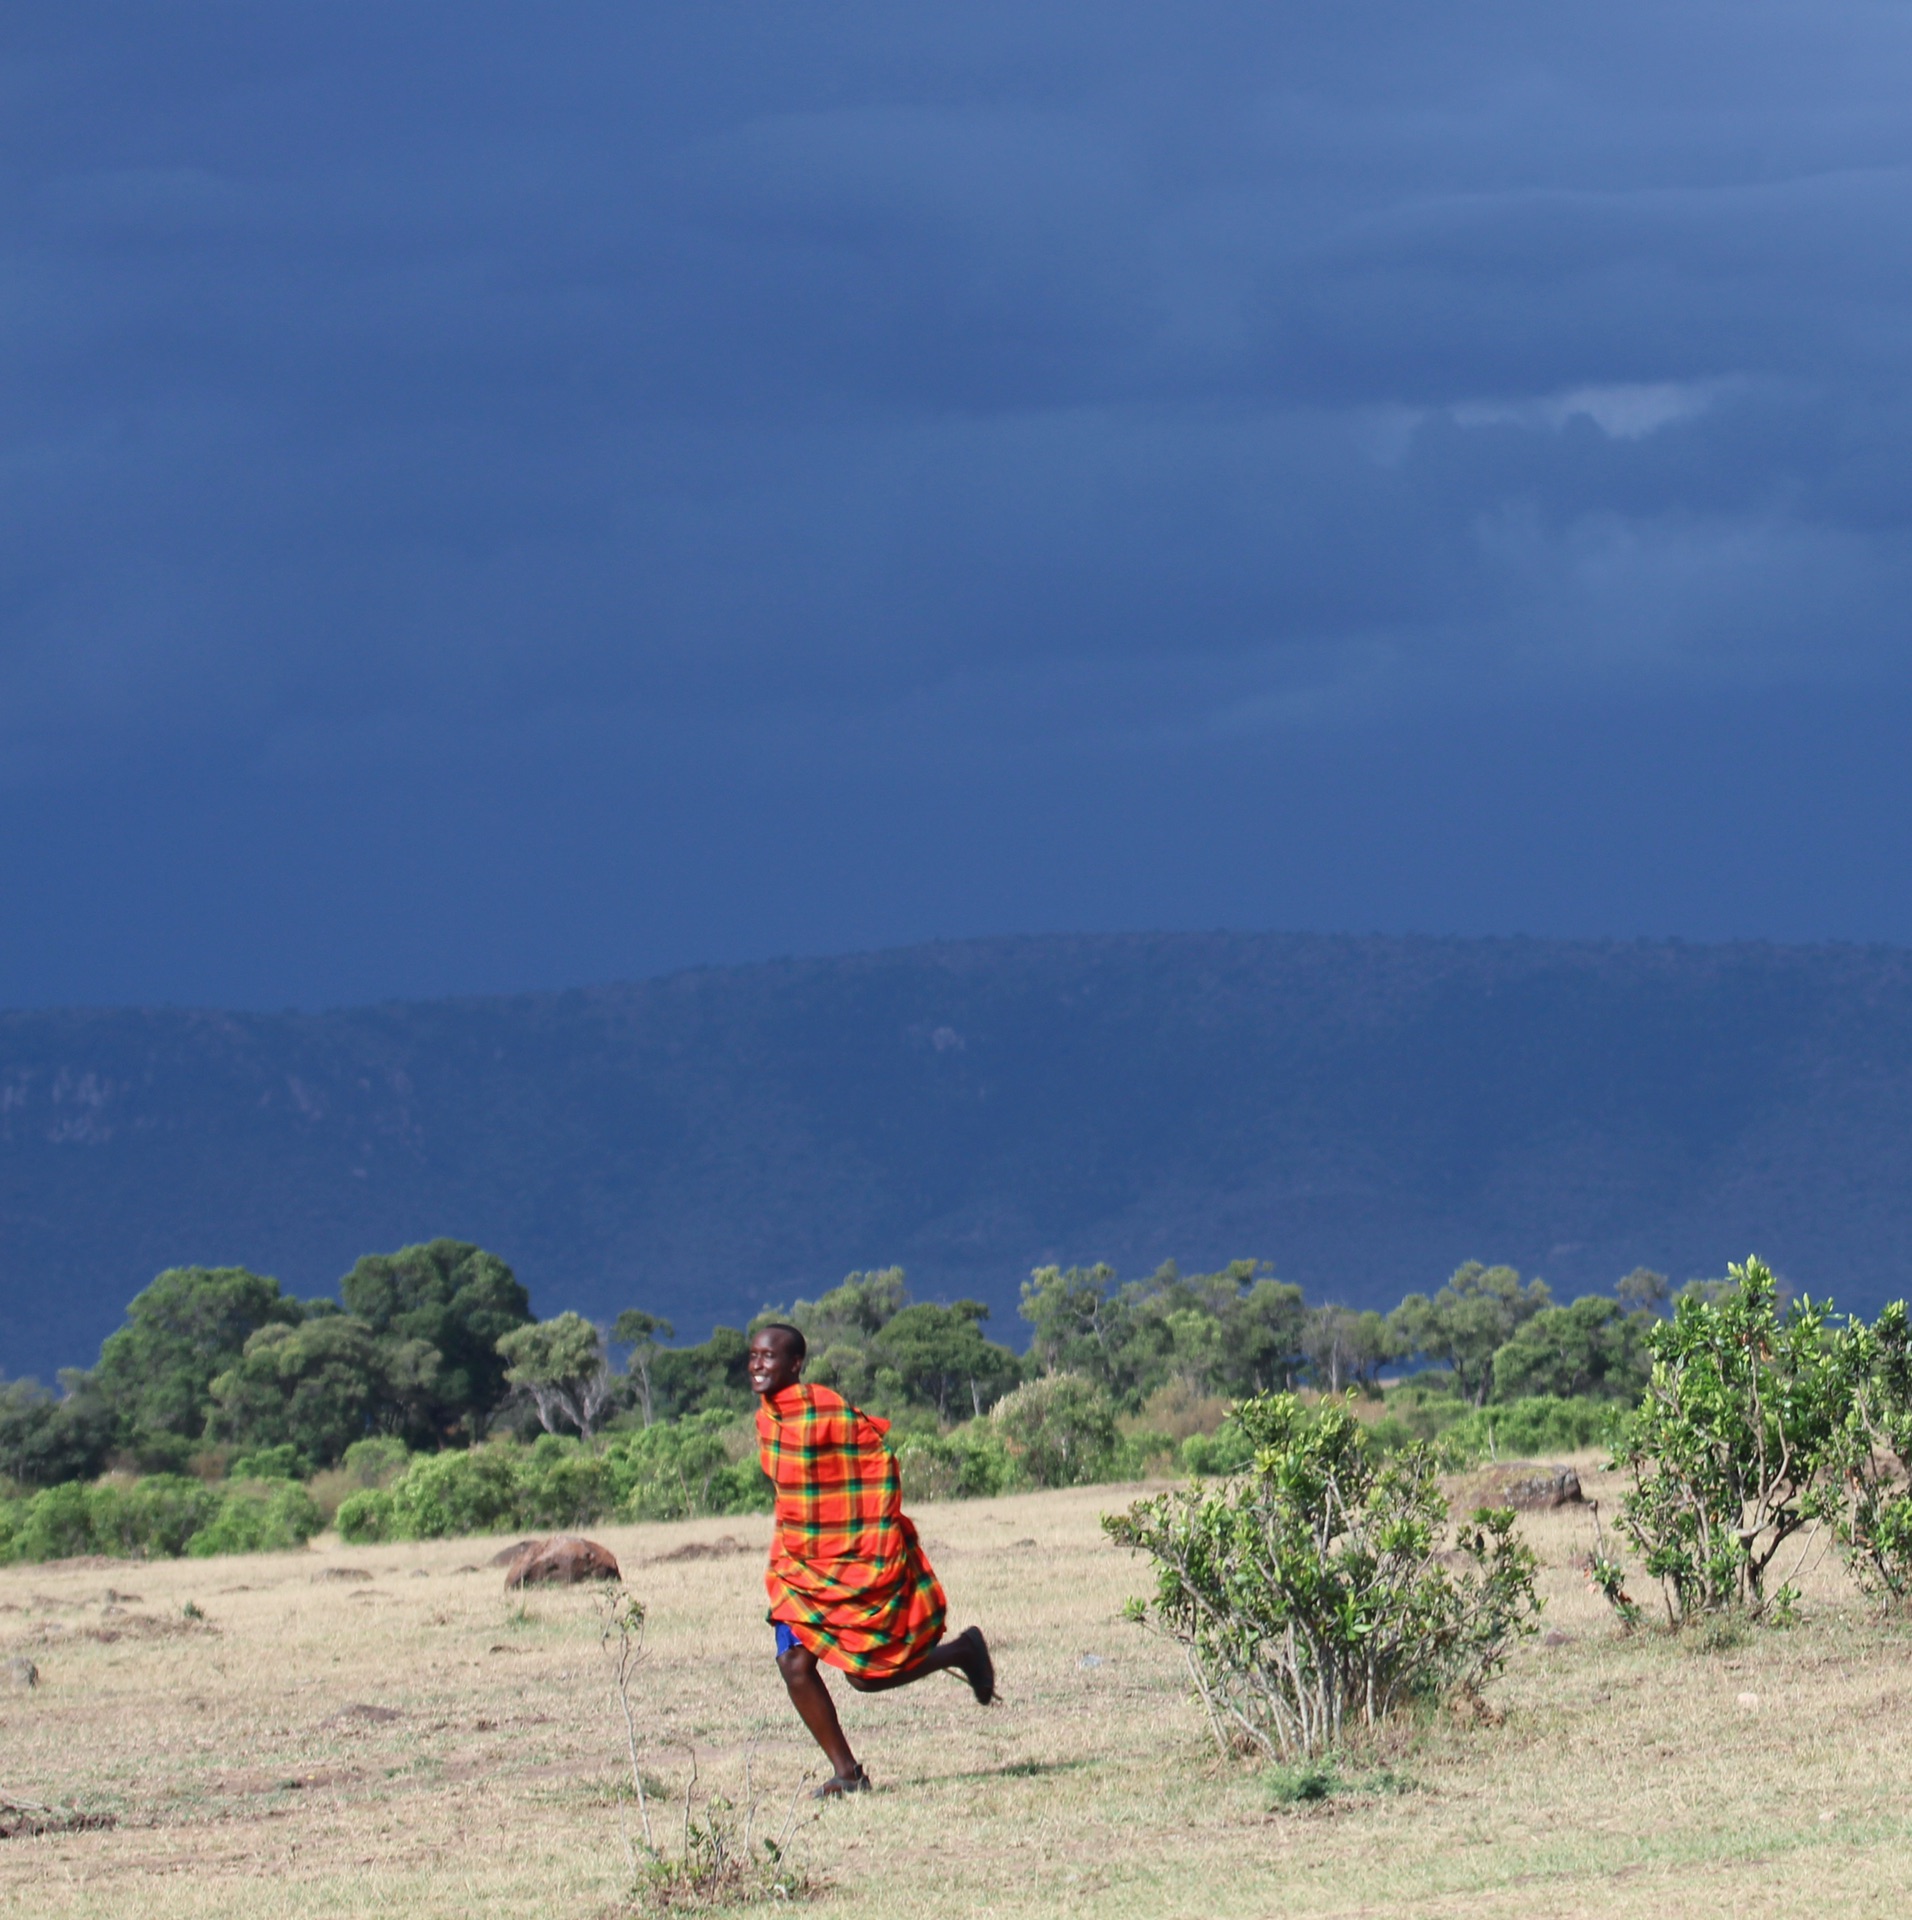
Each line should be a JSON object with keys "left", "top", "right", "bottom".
{"left": 4, "top": 1458, "right": 1912, "bottom": 1918}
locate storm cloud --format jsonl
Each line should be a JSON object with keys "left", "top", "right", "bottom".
{"left": 4, "top": 4, "right": 1912, "bottom": 1006}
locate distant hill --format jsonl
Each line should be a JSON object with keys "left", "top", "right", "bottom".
{"left": 6, "top": 931, "right": 1912, "bottom": 1382}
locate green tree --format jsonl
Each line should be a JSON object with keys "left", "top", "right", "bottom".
{"left": 1021, "top": 1259, "right": 1303, "bottom": 1409}
{"left": 496, "top": 1312, "right": 615, "bottom": 1439}
{"left": 763, "top": 1268, "right": 910, "bottom": 1403}
{"left": 1019, "top": 1264, "right": 1135, "bottom": 1397}
{"left": 206, "top": 1315, "right": 416, "bottom": 1468}
{"left": 1390, "top": 1263, "right": 1552, "bottom": 1406}
{"left": 0, "top": 1376, "right": 114, "bottom": 1489}
{"left": 611, "top": 1310, "right": 676, "bottom": 1427}
{"left": 1491, "top": 1295, "right": 1653, "bottom": 1402}
{"left": 868, "top": 1300, "right": 1021, "bottom": 1419}
{"left": 785, "top": 1268, "right": 909, "bottom": 1349}
{"left": 1208, "top": 1271, "right": 1308, "bottom": 1397}
{"left": 1616, "top": 1267, "right": 1672, "bottom": 1316}
{"left": 339, "top": 1240, "right": 532, "bottom": 1441}
{"left": 1299, "top": 1305, "right": 1394, "bottom": 1395}
{"left": 88, "top": 1265, "right": 305, "bottom": 1469}
{"left": 651, "top": 1326, "right": 754, "bottom": 1418}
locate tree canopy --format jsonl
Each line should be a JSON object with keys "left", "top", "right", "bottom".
{"left": 339, "top": 1240, "right": 532, "bottom": 1441}
{"left": 90, "top": 1265, "right": 306, "bottom": 1469}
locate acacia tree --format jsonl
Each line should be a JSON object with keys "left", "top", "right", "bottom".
{"left": 497, "top": 1313, "right": 617, "bottom": 1439}
{"left": 340, "top": 1240, "right": 532, "bottom": 1441}
{"left": 869, "top": 1300, "right": 1021, "bottom": 1419}
{"left": 1018, "top": 1264, "right": 1132, "bottom": 1394}
{"left": 612, "top": 1310, "right": 676, "bottom": 1428}
{"left": 1299, "top": 1305, "right": 1394, "bottom": 1395}
{"left": 1491, "top": 1295, "right": 1653, "bottom": 1401}
{"left": 1389, "top": 1262, "right": 1552, "bottom": 1406}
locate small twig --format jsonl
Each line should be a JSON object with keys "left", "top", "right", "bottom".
{"left": 600, "top": 1594, "right": 654, "bottom": 1854}
{"left": 771, "top": 1776, "right": 810, "bottom": 1854}
{"left": 681, "top": 1743, "right": 698, "bottom": 1860}
{"left": 743, "top": 1743, "right": 759, "bottom": 1857}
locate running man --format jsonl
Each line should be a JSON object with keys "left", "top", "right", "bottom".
{"left": 747, "top": 1322, "right": 994, "bottom": 1796}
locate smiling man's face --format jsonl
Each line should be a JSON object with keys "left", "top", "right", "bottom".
{"left": 746, "top": 1327, "right": 805, "bottom": 1398}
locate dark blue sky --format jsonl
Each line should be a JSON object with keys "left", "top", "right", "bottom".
{"left": 5, "top": 3, "right": 1912, "bottom": 1010}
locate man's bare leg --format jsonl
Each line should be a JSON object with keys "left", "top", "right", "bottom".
{"left": 776, "top": 1642, "right": 861, "bottom": 1781}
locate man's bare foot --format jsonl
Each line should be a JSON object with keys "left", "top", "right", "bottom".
{"left": 812, "top": 1764, "right": 872, "bottom": 1799}
{"left": 951, "top": 1626, "right": 995, "bottom": 1704}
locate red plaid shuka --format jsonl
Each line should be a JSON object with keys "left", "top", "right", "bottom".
{"left": 758, "top": 1383, "right": 947, "bottom": 1678}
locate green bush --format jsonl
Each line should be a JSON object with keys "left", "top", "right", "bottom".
{"left": 1438, "top": 1395, "right": 1625, "bottom": 1465}
{"left": 4, "top": 1480, "right": 104, "bottom": 1561}
{"left": 1609, "top": 1257, "right": 1858, "bottom": 1624}
{"left": 993, "top": 1374, "right": 1119, "bottom": 1488}
{"left": 1816, "top": 1298, "right": 1912, "bottom": 1606}
{"left": 892, "top": 1421, "right": 1016, "bottom": 1501}
{"left": 604, "top": 1412, "right": 767, "bottom": 1521}
{"left": 333, "top": 1486, "right": 395, "bottom": 1543}
{"left": 1179, "top": 1420, "right": 1255, "bottom": 1477}
{"left": 1111, "top": 1427, "right": 1177, "bottom": 1480}
{"left": 186, "top": 1480, "right": 324, "bottom": 1556}
{"left": 1107, "top": 1392, "right": 1541, "bottom": 1757}
{"left": 228, "top": 1443, "right": 309, "bottom": 1481}
{"left": 0, "top": 1471, "right": 322, "bottom": 1562}
{"left": 346, "top": 1444, "right": 534, "bottom": 1540}
{"left": 340, "top": 1435, "right": 412, "bottom": 1484}
{"left": 335, "top": 1420, "right": 772, "bottom": 1544}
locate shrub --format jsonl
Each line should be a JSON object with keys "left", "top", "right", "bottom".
{"left": 4, "top": 1481, "right": 102, "bottom": 1561}
{"left": 891, "top": 1422, "right": 1015, "bottom": 1502}
{"left": 333, "top": 1487, "right": 395, "bottom": 1543}
{"left": 309, "top": 1434, "right": 413, "bottom": 1522}
{"left": 603, "top": 1412, "right": 768, "bottom": 1521}
{"left": 993, "top": 1374, "right": 1119, "bottom": 1489}
{"left": 90, "top": 1475, "right": 226, "bottom": 1558}
{"left": 1818, "top": 1298, "right": 1912, "bottom": 1606}
{"left": 1608, "top": 1258, "right": 1859, "bottom": 1625}
{"left": 1111, "top": 1427, "right": 1177, "bottom": 1480}
{"left": 353, "top": 1444, "right": 536, "bottom": 1540}
{"left": 1106, "top": 1392, "right": 1540, "bottom": 1757}
{"left": 1180, "top": 1420, "right": 1256, "bottom": 1477}
{"left": 336, "top": 1421, "right": 771, "bottom": 1544}
{"left": 186, "top": 1481, "right": 324, "bottom": 1556}
{"left": 1438, "top": 1395, "right": 1625, "bottom": 1466}
{"left": 0, "top": 1472, "right": 320, "bottom": 1562}
{"left": 228, "top": 1444, "right": 308, "bottom": 1482}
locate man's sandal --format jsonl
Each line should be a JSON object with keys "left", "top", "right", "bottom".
{"left": 813, "top": 1765, "right": 872, "bottom": 1799}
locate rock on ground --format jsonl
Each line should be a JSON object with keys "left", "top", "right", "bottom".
{"left": 1468, "top": 1463, "right": 1584, "bottom": 1511}
{"left": 501, "top": 1535, "right": 622, "bottom": 1588}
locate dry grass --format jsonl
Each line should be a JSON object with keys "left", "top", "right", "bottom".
{"left": 3, "top": 1457, "right": 1911, "bottom": 1917}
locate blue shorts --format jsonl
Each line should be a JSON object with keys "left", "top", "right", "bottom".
{"left": 773, "top": 1620, "right": 801, "bottom": 1659}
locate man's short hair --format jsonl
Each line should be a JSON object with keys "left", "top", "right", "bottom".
{"left": 757, "top": 1321, "right": 807, "bottom": 1361}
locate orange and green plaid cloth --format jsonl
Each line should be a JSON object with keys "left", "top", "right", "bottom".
{"left": 758, "top": 1382, "right": 947, "bottom": 1678}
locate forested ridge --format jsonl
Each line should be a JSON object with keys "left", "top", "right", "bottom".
{"left": 9, "top": 930, "right": 1912, "bottom": 1386}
